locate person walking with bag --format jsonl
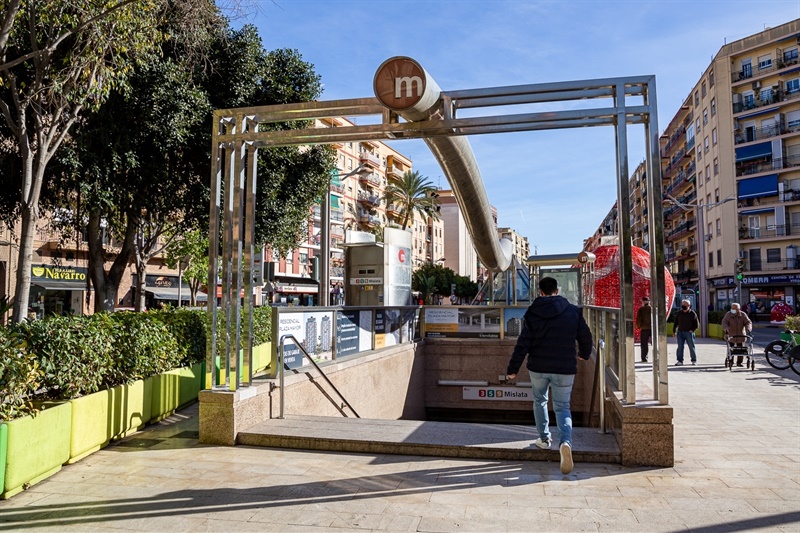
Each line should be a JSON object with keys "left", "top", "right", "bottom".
{"left": 506, "top": 277, "right": 593, "bottom": 475}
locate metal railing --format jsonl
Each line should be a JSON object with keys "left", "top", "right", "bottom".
{"left": 278, "top": 333, "right": 360, "bottom": 420}
{"left": 736, "top": 154, "right": 800, "bottom": 177}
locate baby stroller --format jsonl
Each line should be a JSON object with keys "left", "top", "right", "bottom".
{"left": 725, "top": 334, "right": 754, "bottom": 370}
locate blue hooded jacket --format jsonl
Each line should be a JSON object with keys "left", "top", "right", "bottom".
{"left": 507, "top": 295, "right": 593, "bottom": 375}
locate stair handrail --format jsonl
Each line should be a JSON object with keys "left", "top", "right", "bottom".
{"left": 278, "top": 333, "right": 360, "bottom": 420}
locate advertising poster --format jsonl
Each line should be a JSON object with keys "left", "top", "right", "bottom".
{"left": 281, "top": 341, "right": 303, "bottom": 369}
{"left": 276, "top": 310, "right": 335, "bottom": 364}
{"left": 336, "top": 310, "right": 373, "bottom": 357}
{"left": 401, "top": 308, "right": 419, "bottom": 342}
{"left": 375, "top": 309, "right": 401, "bottom": 349}
{"left": 424, "top": 307, "right": 501, "bottom": 338}
{"left": 504, "top": 307, "right": 528, "bottom": 338}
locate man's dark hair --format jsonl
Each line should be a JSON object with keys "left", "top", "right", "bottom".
{"left": 539, "top": 276, "right": 558, "bottom": 296}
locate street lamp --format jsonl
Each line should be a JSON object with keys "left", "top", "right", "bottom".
{"left": 320, "top": 163, "right": 371, "bottom": 306}
{"left": 664, "top": 193, "right": 735, "bottom": 337}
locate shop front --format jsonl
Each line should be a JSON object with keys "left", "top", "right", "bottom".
{"left": 710, "top": 273, "right": 799, "bottom": 321}
{"left": 30, "top": 264, "right": 90, "bottom": 318}
{"left": 142, "top": 274, "right": 207, "bottom": 309}
{"left": 267, "top": 276, "right": 319, "bottom": 306}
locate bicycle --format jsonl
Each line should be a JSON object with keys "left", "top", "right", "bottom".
{"left": 764, "top": 329, "right": 800, "bottom": 375}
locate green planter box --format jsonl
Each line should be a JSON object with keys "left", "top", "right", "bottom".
{"left": 151, "top": 370, "right": 180, "bottom": 423}
{"left": 0, "top": 424, "right": 6, "bottom": 495}
{"left": 111, "top": 378, "right": 152, "bottom": 440}
{"left": 178, "top": 363, "right": 202, "bottom": 409}
{"left": 2, "top": 402, "right": 71, "bottom": 499}
{"left": 707, "top": 323, "right": 724, "bottom": 339}
{"left": 69, "top": 389, "right": 112, "bottom": 464}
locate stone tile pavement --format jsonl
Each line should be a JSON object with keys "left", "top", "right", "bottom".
{"left": 0, "top": 337, "right": 798, "bottom": 532}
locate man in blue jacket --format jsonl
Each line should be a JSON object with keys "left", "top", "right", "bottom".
{"left": 506, "top": 276, "right": 593, "bottom": 474}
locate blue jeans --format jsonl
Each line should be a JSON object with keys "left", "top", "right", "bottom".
{"left": 530, "top": 372, "right": 575, "bottom": 446}
{"left": 676, "top": 330, "right": 697, "bottom": 362}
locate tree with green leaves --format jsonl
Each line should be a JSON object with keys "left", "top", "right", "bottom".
{"left": 0, "top": 0, "right": 218, "bottom": 322}
{"left": 163, "top": 227, "right": 208, "bottom": 307}
{"left": 382, "top": 170, "right": 440, "bottom": 230}
{"left": 412, "top": 263, "right": 456, "bottom": 300}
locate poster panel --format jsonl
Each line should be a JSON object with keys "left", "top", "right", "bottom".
{"left": 276, "top": 310, "right": 335, "bottom": 364}
{"left": 375, "top": 309, "right": 402, "bottom": 349}
{"left": 424, "top": 307, "right": 501, "bottom": 338}
{"left": 336, "top": 310, "right": 372, "bottom": 358}
{"left": 504, "top": 307, "right": 527, "bottom": 338}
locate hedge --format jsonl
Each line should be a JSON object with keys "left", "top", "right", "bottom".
{"left": 0, "top": 306, "right": 271, "bottom": 422}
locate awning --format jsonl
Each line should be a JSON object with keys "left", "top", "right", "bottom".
{"left": 330, "top": 195, "right": 340, "bottom": 209}
{"left": 271, "top": 275, "right": 319, "bottom": 294}
{"left": 735, "top": 142, "right": 772, "bottom": 162}
{"left": 146, "top": 288, "right": 208, "bottom": 302}
{"left": 736, "top": 106, "right": 779, "bottom": 120}
{"left": 275, "top": 284, "right": 319, "bottom": 294}
{"left": 739, "top": 207, "right": 775, "bottom": 215}
{"left": 738, "top": 174, "right": 778, "bottom": 199}
{"left": 33, "top": 281, "right": 90, "bottom": 291}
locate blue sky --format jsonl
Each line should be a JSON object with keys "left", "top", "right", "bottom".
{"left": 236, "top": 0, "right": 800, "bottom": 255}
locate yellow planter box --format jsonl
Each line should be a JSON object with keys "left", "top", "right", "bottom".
{"left": 111, "top": 378, "right": 152, "bottom": 440}
{"left": 3, "top": 402, "right": 71, "bottom": 499}
{"left": 69, "top": 389, "right": 112, "bottom": 463}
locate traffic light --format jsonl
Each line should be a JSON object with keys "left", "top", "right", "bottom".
{"left": 735, "top": 258, "right": 744, "bottom": 280}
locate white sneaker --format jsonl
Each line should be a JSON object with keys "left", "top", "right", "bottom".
{"left": 532, "top": 437, "right": 551, "bottom": 449}
{"left": 560, "top": 442, "right": 573, "bottom": 474}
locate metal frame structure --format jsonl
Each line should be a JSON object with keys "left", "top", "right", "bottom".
{"left": 207, "top": 59, "right": 668, "bottom": 405}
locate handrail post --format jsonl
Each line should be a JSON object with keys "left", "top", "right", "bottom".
{"left": 278, "top": 334, "right": 288, "bottom": 419}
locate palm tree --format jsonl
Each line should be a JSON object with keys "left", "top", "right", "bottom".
{"left": 383, "top": 170, "right": 440, "bottom": 230}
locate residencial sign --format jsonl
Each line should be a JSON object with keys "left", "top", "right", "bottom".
{"left": 423, "top": 307, "right": 501, "bottom": 338}
{"left": 463, "top": 386, "right": 531, "bottom": 402}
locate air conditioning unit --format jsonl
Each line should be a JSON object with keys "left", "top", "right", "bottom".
{"left": 752, "top": 81, "right": 761, "bottom": 90}
{"left": 704, "top": 234, "right": 713, "bottom": 241}
{"left": 738, "top": 250, "right": 748, "bottom": 259}
{"left": 796, "top": 35, "right": 800, "bottom": 44}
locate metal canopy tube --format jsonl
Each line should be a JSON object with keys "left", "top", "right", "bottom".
{"left": 373, "top": 56, "right": 512, "bottom": 272}
{"left": 206, "top": 126, "right": 222, "bottom": 390}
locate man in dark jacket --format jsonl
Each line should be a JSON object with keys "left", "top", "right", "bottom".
{"left": 506, "top": 277, "right": 593, "bottom": 475}
{"left": 635, "top": 296, "right": 652, "bottom": 363}
{"left": 673, "top": 299, "right": 699, "bottom": 365}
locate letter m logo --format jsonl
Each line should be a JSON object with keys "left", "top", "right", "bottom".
{"left": 395, "top": 76, "right": 422, "bottom": 98}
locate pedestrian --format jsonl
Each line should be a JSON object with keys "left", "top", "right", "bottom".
{"left": 505, "top": 276, "right": 593, "bottom": 475}
{"left": 721, "top": 302, "right": 752, "bottom": 367}
{"left": 672, "top": 299, "right": 699, "bottom": 365}
{"left": 635, "top": 296, "right": 652, "bottom": 363}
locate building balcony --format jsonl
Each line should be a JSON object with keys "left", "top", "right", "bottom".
{"left": 331, "top": 226, "right": 345, "bottom": 238}
{"left": 732, "top": 86, "right": 800, "bottom": 115}
{"left": 741, "top": 257, "right": 800, "bottom": 272}
{"left": 359, "top": 214, "right": 380, "bottom": 227}
{"left": 736, "top": 154, "right": 800, "bottom": 177}
{"left": 330, "top": 209, "right": 344, "bottom": 223}
{"left": 359, "top": 151, "right": 381, "bottom": 169}
{"left": 330, "top": 183, "right": 345, "bottom": 194}
{"left": 666, "top": 219, "right": 696, "bottom": 241}
{"left": 731, "top": 53, "right": 800, "bottom": 84}
{"left": 357, "top": 192, "right": 381, "bottom": 207}
{"left": 358, "top": 172, "right": 381, "bottom": 187}
{"left": 387, "top": 165, "right": 405, "bottom": 181}
{"left": 739, "top": 222, "right": 798, "bottom": 240}
{"left": 386, "top": 203, "right": 403, "bottom": 217}
{"left": 674, "top": 269, "right": 698, "bottom": 283}
{"left": 734, "top": 123, "right": 784, "bottom": 145}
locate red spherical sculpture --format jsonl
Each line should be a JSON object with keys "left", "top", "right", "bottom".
{"left": 592, "top": 245, "right": 676, "bottom": 339}
{"left": 770, "top": 302, "right": 793, "bottom": 323}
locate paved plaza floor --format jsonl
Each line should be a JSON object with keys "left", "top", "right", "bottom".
{"left": 0, "top": 337, "right": 798, "bottom": 532}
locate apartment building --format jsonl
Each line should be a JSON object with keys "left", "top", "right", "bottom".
{"left": 0, "top": 220, "right": 189, "bottom": 319}
{"left": 589, "top": 19, "right": 800, "bottom": 317}
{"left": 265, "top": 117, "right": 444, "bottom": 305}
{"left": 497, "top": 227, "right": 530, "bottom": 263}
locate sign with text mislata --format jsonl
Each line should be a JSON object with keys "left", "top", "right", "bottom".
{"left": 463, "top": 386, "right": 531, "bottom": 402}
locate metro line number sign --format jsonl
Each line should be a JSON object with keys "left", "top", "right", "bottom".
{"left": 463, "top": 386, "right": 531, "bottom": 402}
